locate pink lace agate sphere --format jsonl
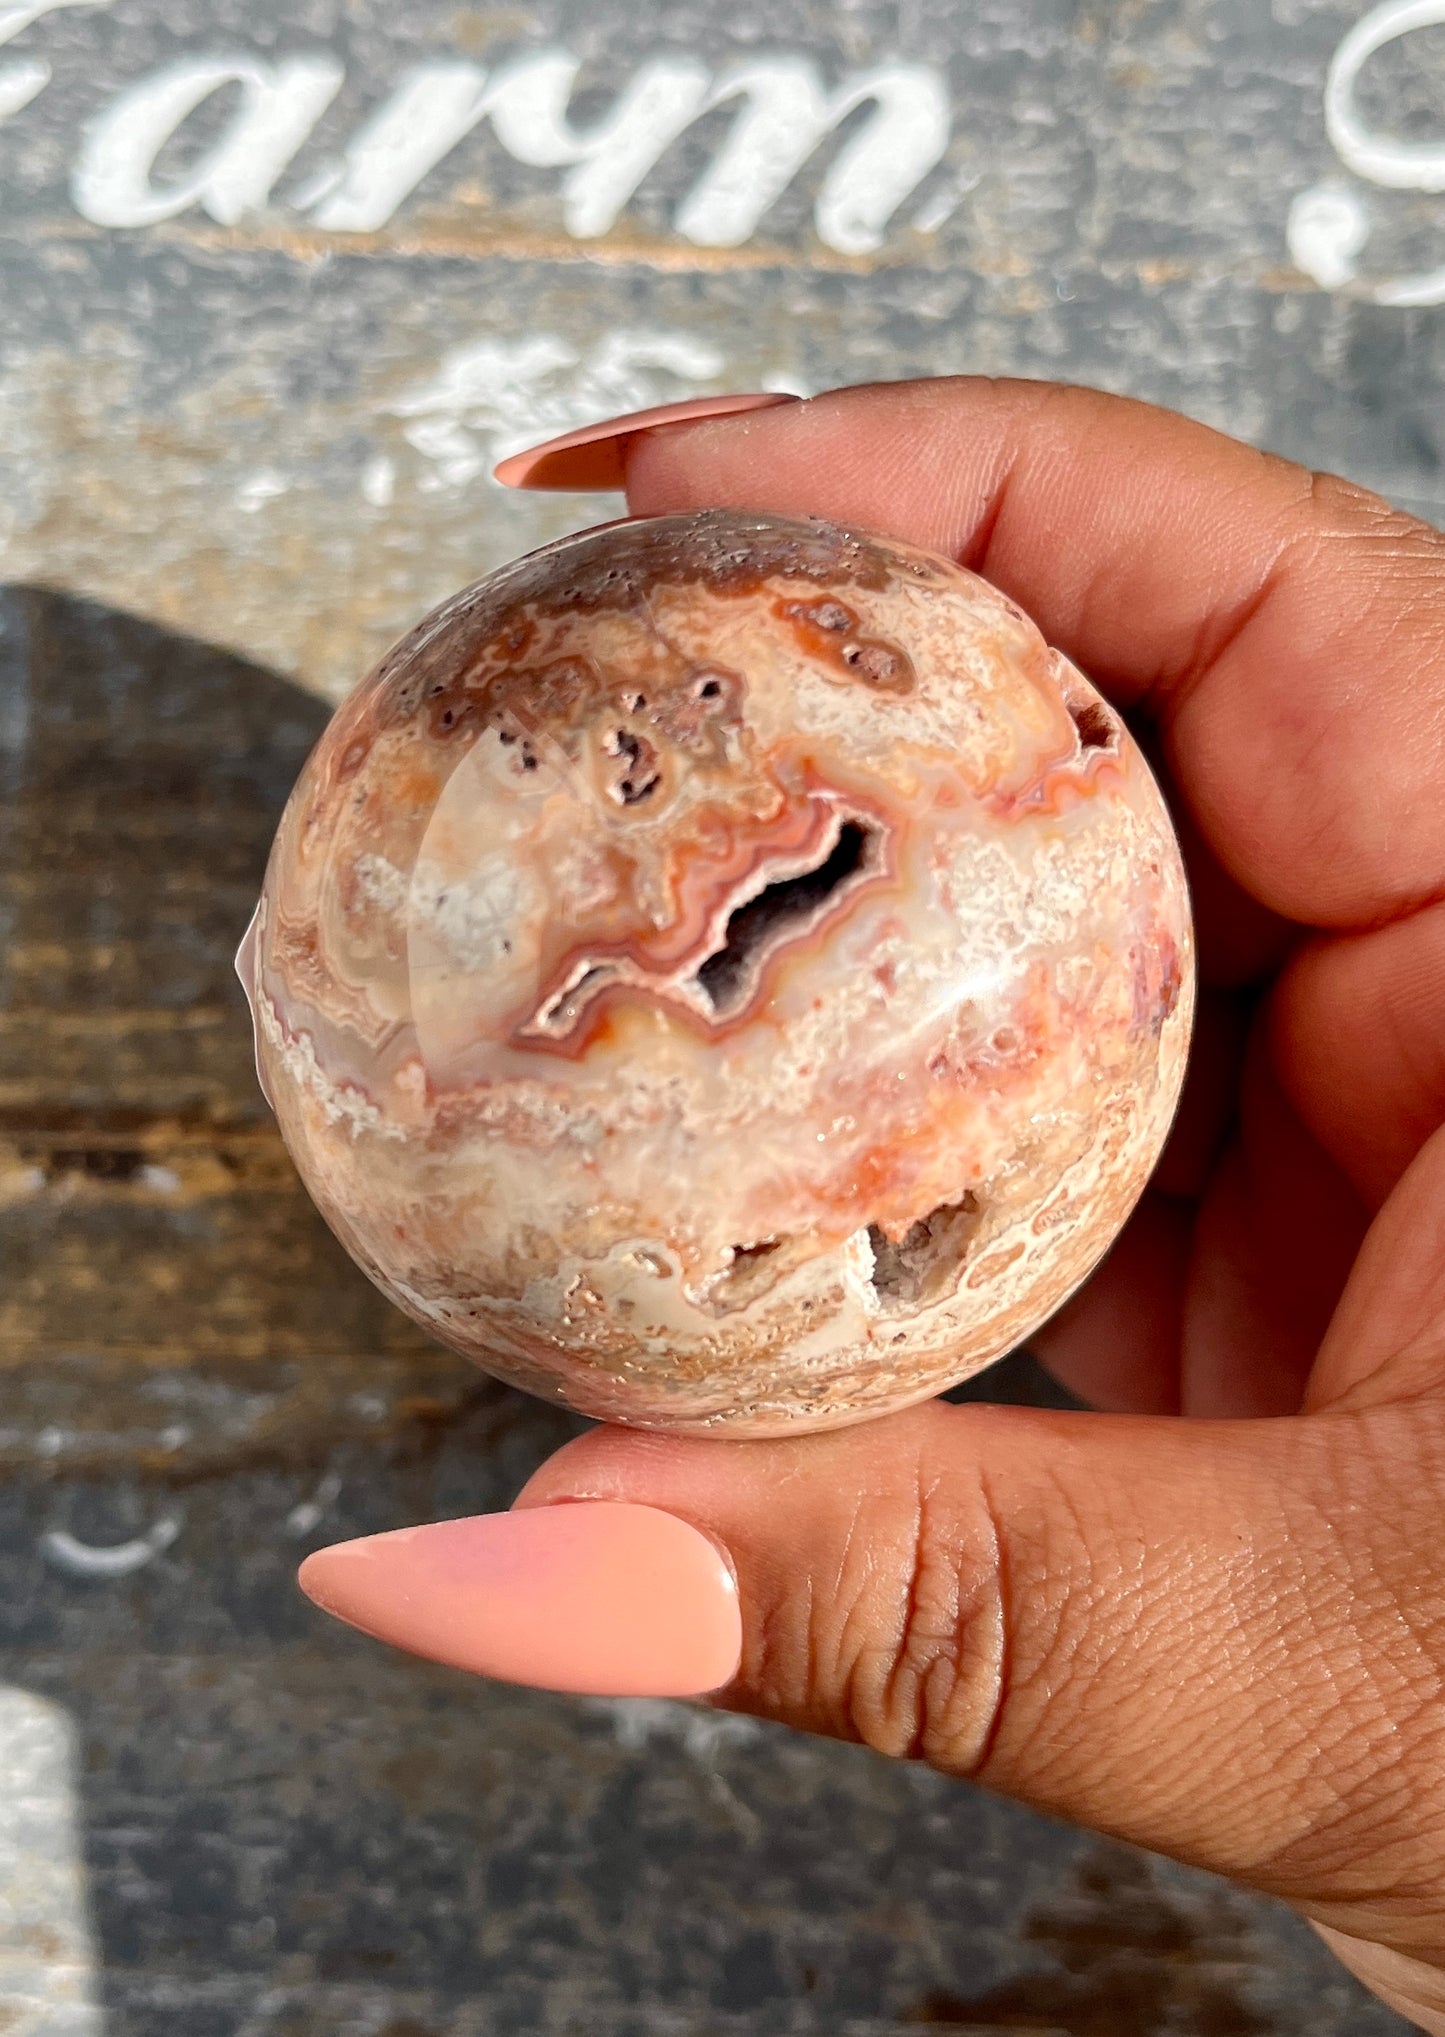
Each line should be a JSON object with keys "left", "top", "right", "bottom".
{"left": 241, "top": 511, "right": 1193, "bottom": 1434}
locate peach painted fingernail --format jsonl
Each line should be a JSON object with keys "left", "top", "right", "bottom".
{"left": 492, "top": 392, "right": 799, "bottom": 491}
{"left": 297, "top": 1501, "right": 742, "bottom": 1698}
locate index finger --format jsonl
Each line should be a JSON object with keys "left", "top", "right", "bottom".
{"left": 624, "top": 377, "right": 1445, "bottom": 930}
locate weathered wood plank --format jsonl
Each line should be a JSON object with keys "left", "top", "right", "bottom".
{"left": 0, "top": 3, "right": 1435, "bottom": 2026}
{"left": 0, "top": 587, "right": 487, "bottom": 1481}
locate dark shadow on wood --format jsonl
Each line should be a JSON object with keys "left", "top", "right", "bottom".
{"left": 0, "top": 585, "right": 523, "bottom": 1484}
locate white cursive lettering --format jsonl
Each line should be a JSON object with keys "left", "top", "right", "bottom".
{"left": 1326, "top": 0, "right": 1445, "bottom": 191}
{"left": 1291, "top": 0, "right": 1445, "bottom": 306}
{"left": 308, "top": 60, "right": 492, "bottom": 232}
{"left": 0, "top": 0, "right": 103, "bottom": 37}
{"left": 72, "top": 53, "right": 343, "bottom": 227}
{"left": 306, "top": 44, "right": 950, "bottom": 251}
{"left": 0, "top": 0, "right": 108, "bottom": 123}
{"left": 64, "top": 39, "right": 953, "bottom": 254}
{"left": 484, "top": 50, "right": 713, "bottom": 239}
{"left": 677, "top": 58, "right": 951, "bottom": 252}
{"left": 1286, "top": 178, "right": 1371, "bottom": 289}
{"left": 388, "top": 328, "right": 729, "bottom": 489}
{"left": 0, "top": 54, "right": 44, "bottom": 116}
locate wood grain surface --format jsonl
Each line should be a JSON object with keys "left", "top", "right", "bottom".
{"left": 1, "top": 0, "right": 1440, "bottom": 2027}
{"left": 0, "top": 589, "right": 492, "bottom": 1486}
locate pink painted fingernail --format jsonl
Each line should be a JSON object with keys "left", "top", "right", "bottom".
{"left": 492, "top": 392, "right": 800, "bottom": 491}
{"left": 297, "top": 1501, "right": 742, "bottom": 1698}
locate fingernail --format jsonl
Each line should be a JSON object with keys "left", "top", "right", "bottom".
{"left": 297, "top": 1501, "right": 742, "bottom": 1698}
{"left": 492, "top": 392, "right": 800, "bottom": 491}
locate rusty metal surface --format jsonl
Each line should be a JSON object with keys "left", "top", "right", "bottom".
{"left": 1, "top": 0, "right": 1440, "bottom": 2028}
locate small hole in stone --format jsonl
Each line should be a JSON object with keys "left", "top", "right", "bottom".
{"left": 693, "top": 820, "right": 874, "bottom": 1013}
{"left": 705, "top": 1236, "right": 796, "bottom": 1313}
{"left": 840, "top": 639, "right": 911, "bottom": 690}
{"left": 1069, "top": 698, "right": 1117, "bottom": 751}
{"left": 605, "top": 728, "right": 660, "bottom": 805}
{"left": 627, "top": 1246, "right": 670, "bottom": 1278}
{"left": 867, "top": 1191, "right": 983, "bottom": 1310}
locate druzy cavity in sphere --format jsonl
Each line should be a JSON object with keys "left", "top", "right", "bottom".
{"left": 240, "top": 510, "right": 1194, "bottom": 1434}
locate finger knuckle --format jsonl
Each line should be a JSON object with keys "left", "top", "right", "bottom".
{"left": 821, "top": 1449, "right": 1012, "bottom": 1773}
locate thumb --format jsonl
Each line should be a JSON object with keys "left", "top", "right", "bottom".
{"left": 516, "top": 1392, "right": 1445, "bottom": 1947}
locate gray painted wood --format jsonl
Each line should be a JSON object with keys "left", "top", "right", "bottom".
{"left": 0, "top": 1, "right": 1436, "bottom": 2028}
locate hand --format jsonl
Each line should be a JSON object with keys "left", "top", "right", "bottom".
{"left": 305, "top": 379, "right": 1445, "bottom": 2031}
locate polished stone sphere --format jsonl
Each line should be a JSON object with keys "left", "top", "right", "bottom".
{"left": 240, "top": 510, "right": 1193, "bottom": 1434}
